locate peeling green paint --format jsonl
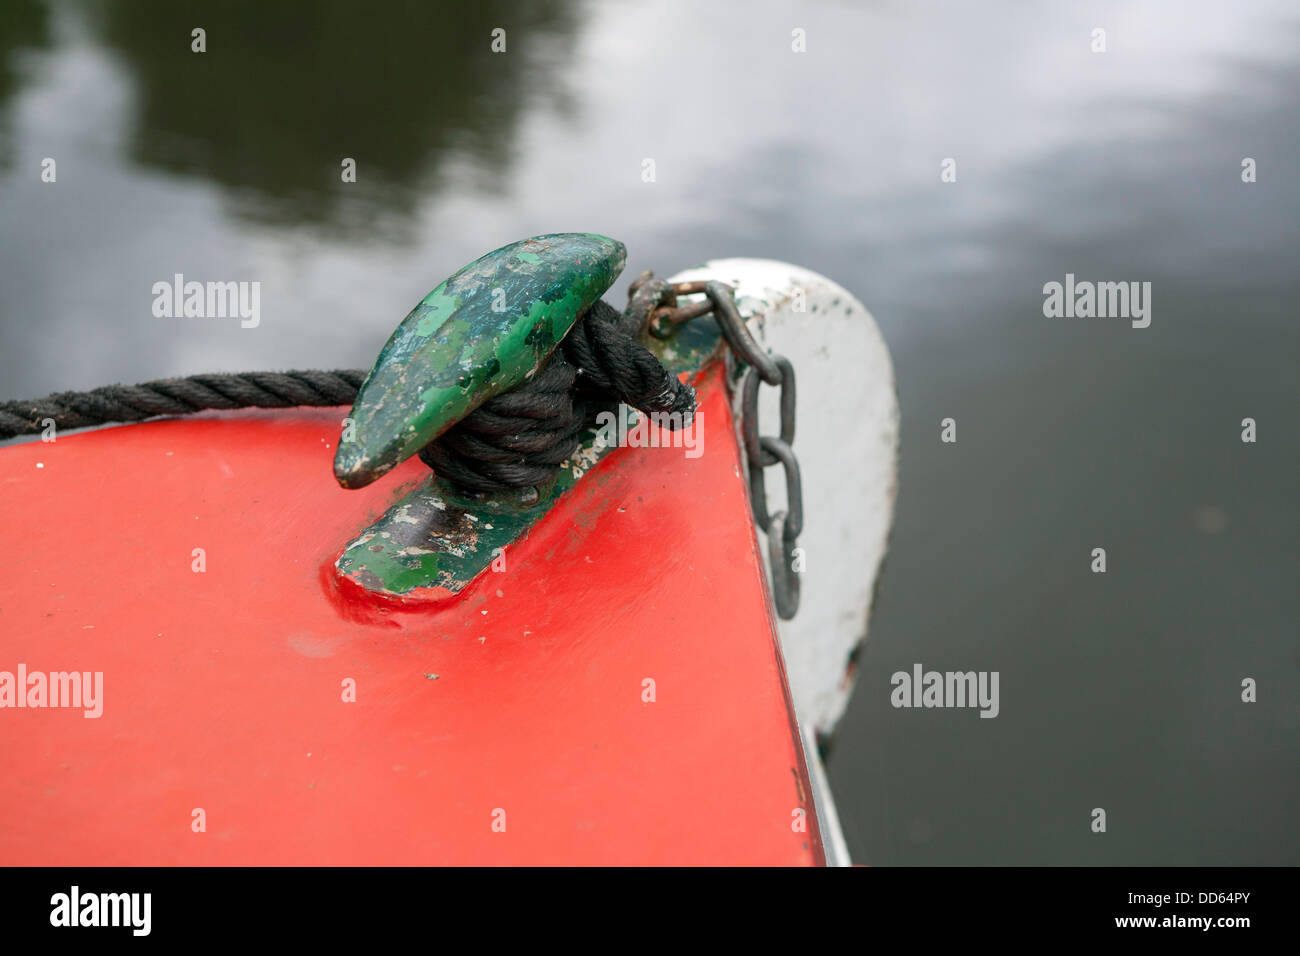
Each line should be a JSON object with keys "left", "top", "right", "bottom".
{"left": 334, "top": 233, "right": 627, "bottom": 490}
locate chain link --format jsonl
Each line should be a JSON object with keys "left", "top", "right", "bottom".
{"left": 630, "top": 275, "right": 803, "bottom": 619}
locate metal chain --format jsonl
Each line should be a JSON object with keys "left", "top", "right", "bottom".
{"left": 630, "top": 275, "right": 803, "bottom": 619}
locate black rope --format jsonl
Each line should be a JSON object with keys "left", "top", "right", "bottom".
{"left": 0, "top": 370, "right": 367, "bottom": 439}
{"left": 422, "top": 300, "right": 696, "bottom": 493}
{"left": 0, "top": 301, "right": 696, "bottom": 495}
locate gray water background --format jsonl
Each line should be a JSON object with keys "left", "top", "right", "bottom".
{"left": 1, "top": 0, "right": 1296, "bottom": 864}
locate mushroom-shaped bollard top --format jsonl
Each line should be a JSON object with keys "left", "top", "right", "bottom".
{"left": 334, "top": 233, "right": 627, "bottom": 489}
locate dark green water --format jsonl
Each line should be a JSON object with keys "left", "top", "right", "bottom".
{"left": 2, "top": 0, "right": 1295, "bottom": 864}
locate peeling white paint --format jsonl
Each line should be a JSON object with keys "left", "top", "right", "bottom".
{"left": 394, "top": 546, "right": 436, "bottom": 558}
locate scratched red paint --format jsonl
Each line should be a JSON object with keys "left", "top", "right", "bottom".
{"left": 0, "top": 363, "right": 822, "bottom": 865}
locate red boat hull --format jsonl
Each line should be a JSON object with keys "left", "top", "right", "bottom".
{"left": 0, "top": 363, "right": 823, "bottom": 865}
